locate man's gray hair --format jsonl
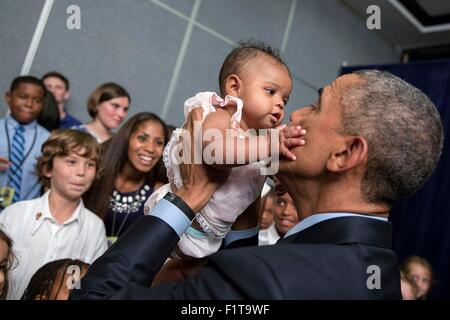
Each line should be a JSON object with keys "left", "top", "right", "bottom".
{"left": 341, "top": 70, "right": 444, "bottom": 205}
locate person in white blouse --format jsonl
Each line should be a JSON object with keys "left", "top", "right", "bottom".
{"left": 0, "top": 129, "right": 107, "bottom": 299}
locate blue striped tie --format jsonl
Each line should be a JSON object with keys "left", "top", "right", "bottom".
{"left": 8, "top": 125, "right": 25, "bottom": 203}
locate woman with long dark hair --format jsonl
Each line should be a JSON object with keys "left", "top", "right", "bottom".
{"left": 84, "top": 112, "right": 168, "bottom": 243}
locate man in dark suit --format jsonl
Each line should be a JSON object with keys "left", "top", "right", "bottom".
{"left": 70, "top": 70, "right": 443, "bottom": 299}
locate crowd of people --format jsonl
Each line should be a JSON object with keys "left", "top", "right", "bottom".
{"left": 0, "top": 41, "right": 444, "bottom": 300}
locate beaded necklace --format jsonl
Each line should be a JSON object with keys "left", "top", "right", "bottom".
{"left": 109, "top": 184, "right": 151, "bottom": 236}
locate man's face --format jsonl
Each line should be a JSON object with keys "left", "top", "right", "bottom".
{"left": 279, "top": 74, "right": 363, "bottom": 178}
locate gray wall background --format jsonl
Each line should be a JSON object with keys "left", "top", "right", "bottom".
{"left": 0, "top": 0, "right": 400, "bottom": 127}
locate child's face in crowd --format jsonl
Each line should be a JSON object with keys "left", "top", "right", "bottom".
{"left": 43, "top": 76, "right": 69, "bottom": 105}
{"left": 237, "top": 55, "right": 292, "bottom": 129}
{"left": 0, "top": 239, "right": 8, "bottom": 296}
{"left": 409, "top": 262, "right": 431, "bottom": 298}
{"left": 127, "top": 121, "right": 165, "bottom": 173}
{"left": 46, "top": 150, "right": 97, "bottom": 201}
{"left": 5, "top": 83, "right": 45, "bottom": 124}
{"left": 96, "top": 96, "right": 129, "bottom": 130}
{"left": 273, "top": 192, "right": 298, "bottom": 236}
{"left": 259, "top": 195, "right": 275, "bottom": 230}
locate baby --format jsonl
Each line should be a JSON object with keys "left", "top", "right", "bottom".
{"left": 145, "top": 41, "right": 305, "bottom": 258}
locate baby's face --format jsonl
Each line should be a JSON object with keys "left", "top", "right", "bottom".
{"left": 238, "top": 55, "right": 292, "bottom": 130}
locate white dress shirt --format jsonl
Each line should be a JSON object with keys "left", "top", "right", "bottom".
{"left": 258, "top": 223, "right": 281, "bottom": 246}
{"left": 0, "top": 191, "right": 108, "bottom": 299}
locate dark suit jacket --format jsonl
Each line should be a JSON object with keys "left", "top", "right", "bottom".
{"left": 70, "top": 215, "right": 401, "bottom": 299}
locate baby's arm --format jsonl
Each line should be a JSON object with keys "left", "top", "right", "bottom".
{"left": 202, "top": 110, "right": 305, "bottom": 168}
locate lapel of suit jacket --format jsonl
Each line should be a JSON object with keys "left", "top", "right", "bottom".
{"left": 278, "top": 216, "right": 392, "bottom": 249}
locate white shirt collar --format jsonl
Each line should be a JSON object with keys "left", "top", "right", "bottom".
{"left": 267, "top": 223, "right": 281, "bottom": 243}
{"left": 31, "top": 191, "right": 83, "bottom": 236}
{"left": 284, "top": 212, "right": 388, "bottom": 238}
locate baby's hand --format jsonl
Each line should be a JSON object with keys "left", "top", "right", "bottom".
{"left": 278, "top": 124, "right": 306, "bottom": 161}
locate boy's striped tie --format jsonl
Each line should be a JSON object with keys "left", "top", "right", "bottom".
{"left": 8, "top": 125, "right": 25, "bottom": 203}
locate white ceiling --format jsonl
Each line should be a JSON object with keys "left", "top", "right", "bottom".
{"left": 340, "top": 0, "right": 450, "bottom": 49}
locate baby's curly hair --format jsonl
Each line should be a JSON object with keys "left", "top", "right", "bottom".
{"left": 36, "top": 129, "right": 102, "bottom": 189}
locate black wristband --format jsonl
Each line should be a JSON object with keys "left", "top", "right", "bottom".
{"left": 163, "top": 192, "right": 196, "bottom": 220}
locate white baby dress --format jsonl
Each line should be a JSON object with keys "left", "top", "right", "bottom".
{"left": 144, "top": 92, "right": 266, "bottom": 258}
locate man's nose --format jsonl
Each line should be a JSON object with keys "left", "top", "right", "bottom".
{"left": 289, "top": 108, "right": 303, "bottom": 123}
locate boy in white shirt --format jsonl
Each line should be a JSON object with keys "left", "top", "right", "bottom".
{"left": 0, "top": 129, "right": 108, "bottom": 299}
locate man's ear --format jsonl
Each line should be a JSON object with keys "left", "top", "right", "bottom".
{"left": 326, "top": 136, "right": 368, "bottom": 172}
{"left": 64, "top": 90, "right": 71, "bottom": 100}
{"left": 225, "top": 74, "right": 243, "bottom": 96}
